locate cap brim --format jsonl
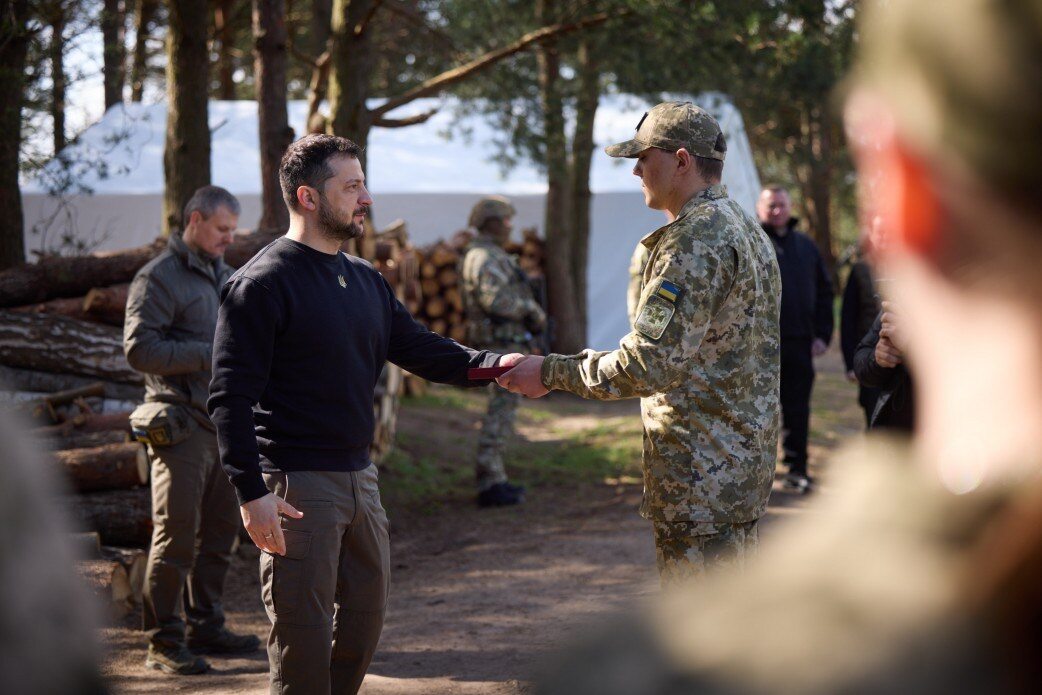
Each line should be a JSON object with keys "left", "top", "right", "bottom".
{"left": 604, "top": 139, "right": 650, "bottom": 158}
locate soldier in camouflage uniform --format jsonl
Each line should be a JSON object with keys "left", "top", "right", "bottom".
{"left": 500, "top": 103, "right": 781, "bottom": 582}
{"left": 537, "top": 1, "right": 1042, "bottom": 692}
{"left": 460, "top": 196, "right": 547, "bottom": 507}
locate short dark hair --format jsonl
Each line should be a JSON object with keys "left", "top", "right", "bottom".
{"left": 762, "top": 183, "right": 790, "bottom": 197}
{"left": 183, "top": 185, "right": 240, "bottom": 223}
{"left": 279, "top": 134, "right": 363, "bottom": 210}
{"left": 694, "top": 133, "right": 727, "bottom": 182}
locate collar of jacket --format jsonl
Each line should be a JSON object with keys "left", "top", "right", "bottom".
{"left": 762, "top": 217, "right": 800, "bottom": 238}
{"left": 471, "top": 233, "right": 507, "bottom": 253}
{"left": 169, "top": 232, "right": 227, "bottom": 282}
{"left": 639, "top": 183, "right": 729, "bottom": 250}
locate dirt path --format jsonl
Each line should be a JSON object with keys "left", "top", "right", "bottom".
{"left": 100, "top": 351, "right": 861, "bottom": 694}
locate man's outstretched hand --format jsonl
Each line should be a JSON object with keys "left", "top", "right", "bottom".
{"left": 241, "top": 492, "right": 303, "bottom": 556}
{"left": 498, "top": 355, "right": 549, "bottom": 398}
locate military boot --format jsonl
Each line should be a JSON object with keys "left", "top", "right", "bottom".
{"left": 187, "top": 628, "right": 261, "bottom": 655}
{"left": 478, "top": 481, "right": 526, "bottom": 507}
{"left": 145, "top": 643, "right": 210, "bottom": 675}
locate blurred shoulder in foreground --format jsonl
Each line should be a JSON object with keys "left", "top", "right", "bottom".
{"left": 538, "top": 439, "right": 1042, "bottom": 694}
{"left": 0, "top": 409, "right": 105, "bottom": 694}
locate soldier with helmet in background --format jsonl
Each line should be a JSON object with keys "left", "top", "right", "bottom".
{"left": 460, "top": 196, "right": 547, "bottom": 507}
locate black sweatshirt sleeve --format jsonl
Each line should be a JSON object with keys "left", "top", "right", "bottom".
{"left": 208, "top": 277, "right": 282, "bottom": 505}
{"left": 814, "top": 248, "right": 836, "bottom": 345}
{"left": 382, "top": 276, "right": 500, "bottom": 387}
{"left": 853, "top": 313, "right": 901, "bottom": 389}
{"left": 839, "top": 268, "right": 861, "bottom": 371}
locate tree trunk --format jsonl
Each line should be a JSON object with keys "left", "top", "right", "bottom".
{"left": 0, "top": 231, "right": 274, "bottom": 307}
{"left": 808, "top": 106, "right": 835, "bottom": 276}
{"left": 54, "top": 442, "right": 149, "bottom": 493}
{"left": 102, "top": 0, "right": 127, "bottom": 109}
{"left": 224, "top": 229, "right": 282, "bottom": 266}
{"left": 163, "top": 0, "right": 212, "bottom": 236}
{"left": 102, "top": 545, "right": 147, "bottom": 603}
{"left": 70, "top": 487, "right": 152, "bottom": 547}
{"left": 0, "top": 365, "right": 142, "bottom": 401}
{"left": 308, "top": 0, "right": 332, "bottom": 58}
{"left": 0, "top": 0, "right": 29, "bottom": 270}
{"left": 36, "top": 411, "right": 132, "bottom": 437}
{"left": 327, "top": 0, "right": 375, "bottom": 169}
{"left": 16, "top": 381, "right": 105, "bottom": 423}
{"left": 215, "top": 0, "right": 237, "bottom": 100}
{"left": 82, "top": 283, "right": 131, "bottom": 325}
{"left": 254, "top": 0, "right": 293, "bottom": 232}
{"left": 537, "top": 0, "right": 582, "bottom": 353}
{"left": 7, "top": 282, "right": 126, "bottom": 328}
{"left": 77, "top": 558, "right": 134, "bottom": 618}
{"left": 50, "top": 5, "right": 66, "bottom": 154}
{"left": 8, "top": 294, "right": 97, "bottom": 324}
{"left": 0, "top": 240, "right": 162, "bottom": 306}
{"left": 0, "top": 311, "right": 142, "bottom": 384}
{"left": 129, "top": 0, "right": 157, "bottom": 102}
{"left": 568, "top": 36, "right": 600, "bottom": 343}
{"left": 45, "top": 429, "right": 129, "bottom": 451}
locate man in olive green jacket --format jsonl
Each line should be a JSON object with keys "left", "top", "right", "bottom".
{"left": 124, "top": 186, "right": 259, "bottom": 674}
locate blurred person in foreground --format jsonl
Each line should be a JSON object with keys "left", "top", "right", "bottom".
{"left": 840, "top": 219, "right": 882, "bottom": 427}
{"left": 124, "top": 186, "right": 258, "bottom": 674}
{"left": 757, "top": 185, "right": 835, "bottom": 493}
{"left": 536, "top": 0, "right": 1042, "bottom": 692}
{"left": 499, "top": 101, "right": 781, "bottom": 584}
{"left": 460, "top": 196, "right": 546, "bottom": 507}
{"left": 0, "top": 409, "right": 105, "bottom": 694}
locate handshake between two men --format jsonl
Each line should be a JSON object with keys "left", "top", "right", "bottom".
{"left": 493, "top": 353, "right": 549, "bottom": 398}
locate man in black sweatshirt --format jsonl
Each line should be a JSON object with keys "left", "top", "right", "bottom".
{"left": 757, "top": 185, "right": 835, "bottom": 494}
{"left": 208, "top": 135, "right": 518, "bottom": 694}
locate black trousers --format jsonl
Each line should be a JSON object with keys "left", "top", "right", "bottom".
{"left": 857, "top": 384, "right": 881, "bottom": 429}
{"left": 780, "top": 338, "right": 815, "bottom": 475}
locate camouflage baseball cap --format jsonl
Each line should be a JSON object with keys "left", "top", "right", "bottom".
{"left": 606, "top": 101, "right": 725, "bottom": 161}
{"left": 468, "top": 196, "right": 516, "bottom": 229}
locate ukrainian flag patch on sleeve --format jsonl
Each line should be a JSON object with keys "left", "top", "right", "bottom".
{"left": 657, "top": 280, "right": 681, "bottom": 302}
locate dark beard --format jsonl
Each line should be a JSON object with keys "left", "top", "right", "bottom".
{"left": 317, "top": 194, "right": 364, "bottom": 242}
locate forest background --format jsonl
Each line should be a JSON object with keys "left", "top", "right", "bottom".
{"left": 1, "top": 0, "right": 857, "bottom": 353}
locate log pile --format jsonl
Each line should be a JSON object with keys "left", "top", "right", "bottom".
{"left": 411, "top": 227, "right": 546, "bottom": 342}
{"left": 73, "top": 531, "right": 147, "bottom": 619}
{"left": 0, "top": 235, "right": 276, "bottom": 555}
{"left": 0, "top": 224, "right": 423, "bottom": 557}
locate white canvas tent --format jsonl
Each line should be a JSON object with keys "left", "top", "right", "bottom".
{"left": 22, "top": 94, "right": 761, "bottom": 349}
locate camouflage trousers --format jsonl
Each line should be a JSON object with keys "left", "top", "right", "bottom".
{"left": 476, "top": 383, "right": 520, "bottom": 491}
{"left": 651, "top": 519, "right": 759, "bottom": 585}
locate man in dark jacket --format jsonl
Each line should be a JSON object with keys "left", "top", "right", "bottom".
{"left": 758, "top": 185, "right": 834, "bottom": 493}
{"left": 124, "top": 186, "right": 259, "bottom": 675}
{"left": 841, "top": 231, "right": 882, "bottom": 427}
{"left": 853, "top": 303, "right": 915, "bottom": 431}
{"left": 209, "top": 135, "right": 519, "bottom": 694}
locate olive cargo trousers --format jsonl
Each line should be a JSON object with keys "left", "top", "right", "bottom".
{"left": 142, "top": 424, "right": 241, "bottom": 648}
{"left": 261, "top": 466, "right": 391, "bottom": 695}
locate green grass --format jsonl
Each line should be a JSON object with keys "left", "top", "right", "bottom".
{"left": 380, "top": 368, "right": 863, "bottom": 514}
{"left": 378, "top": 386, "right": 644, "bottom": 513}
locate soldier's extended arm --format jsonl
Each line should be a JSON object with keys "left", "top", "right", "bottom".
{"left": 541, "top": 231, "right": 735, "bottom": 401}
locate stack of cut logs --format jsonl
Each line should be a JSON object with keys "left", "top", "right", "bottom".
{"left": 0, "top": 223, "right": 416, "bottom": 617}
{"left": 411, "top": 227, "right": 546, "bottom": 348}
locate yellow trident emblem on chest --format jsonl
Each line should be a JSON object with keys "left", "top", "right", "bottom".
{"left": 338, "top": 274, "right": 347, "bottom": 288}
